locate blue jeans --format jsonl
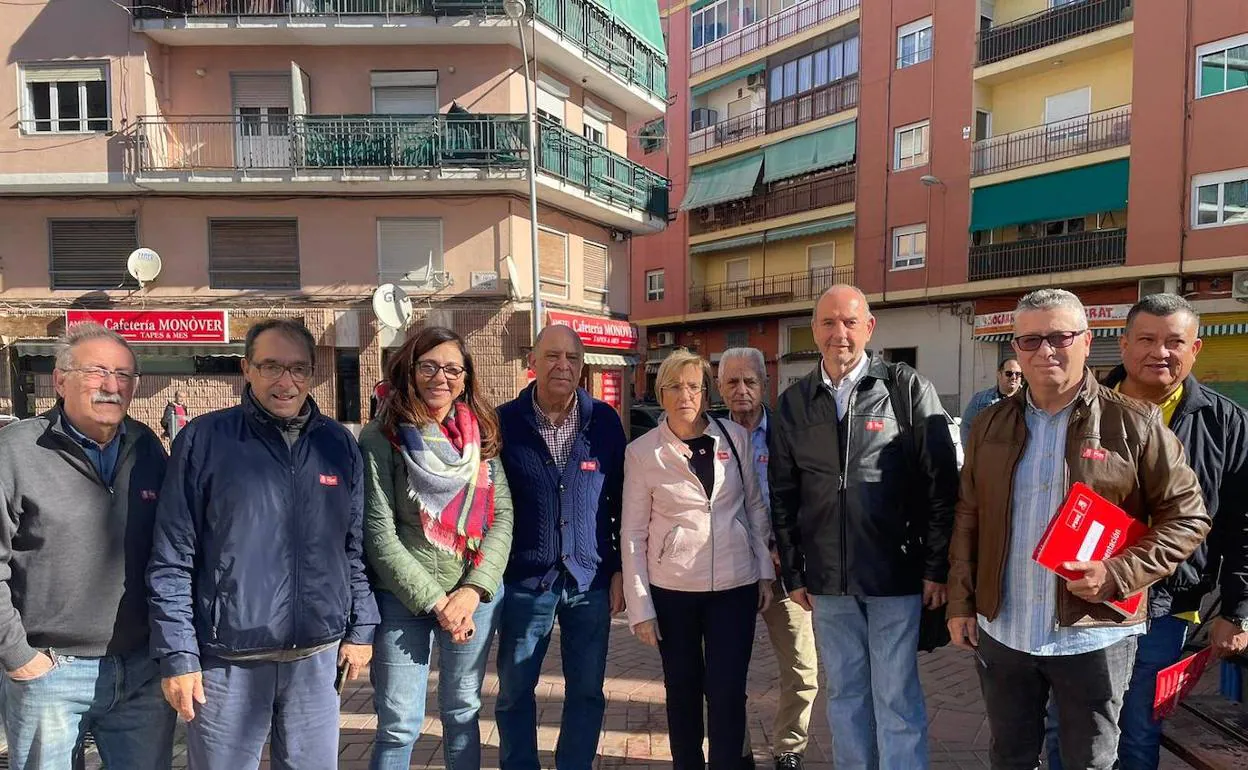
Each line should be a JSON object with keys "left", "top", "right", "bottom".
{"left": 370, "top": 588, "right": 503, "bottom": 770}
{"left": 0, "top": 649, "right": 176, "bottom": 770}
{"left": 810, "top": 594, "right": 928, "bottom": 770}
{"left": 496, "top": 574, "right": 610, "bottom": 770}
{"left": 186, "top": 646, "right": 341, "bottom": 770}
{"left": 1046, "top": 615, "right": 1188, "bottom": 770}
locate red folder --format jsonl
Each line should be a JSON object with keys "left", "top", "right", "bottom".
{"left": 1153, "top": 647, "right": 1213, "bottom": 720}
{"left": 1031, "top": 482, "right": 1149, "bottom": 618}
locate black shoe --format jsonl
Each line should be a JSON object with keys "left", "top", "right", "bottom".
{"left": 775, "top": 753, "right": 803, "bottom": 770}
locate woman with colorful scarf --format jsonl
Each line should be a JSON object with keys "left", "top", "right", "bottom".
{"left": 360, "top": 326, "right": 514, "bottom": 770}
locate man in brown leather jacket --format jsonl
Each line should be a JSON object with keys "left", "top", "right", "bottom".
{"left": 946, "top": 288, "right": 1209, "bottom": 770}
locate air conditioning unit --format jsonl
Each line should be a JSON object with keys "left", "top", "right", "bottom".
{"left": 746, "top": 72, "right": 765, "bottom": 90}
{"left": 655, "top": 331, "right": 676, "bottom": 347}
{"left": 690, "top": 107, "right": 718, "bottom": 132}
{"left": 700, "top": 208, "right": 719, "bottom": 224}
{"left": 1138, "top": 276, "right": 1179, "bottom": 299}
{"left": 1232, "top": 270, "right": 1248, "bottom": 302}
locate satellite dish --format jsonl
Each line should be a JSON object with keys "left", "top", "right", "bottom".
{"left": 372, "top": 283, "right": 413, "bottom": 330}
{"left": 127, "top": 248, "right": 162, "bottom": 284}
{"left": 504, "top": 255, "right": 522, "bottom": 300}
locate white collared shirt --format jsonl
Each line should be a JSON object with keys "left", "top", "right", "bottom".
{"left": 819, "top": 353, "right": 870, "bottom": 419}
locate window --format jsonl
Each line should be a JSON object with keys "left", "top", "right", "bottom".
{"left": 725, "top": 258, "right": 750, "bottom": 283}
{"left": 1192, "top": 169, "right": 1248, "bottom": 228}
{"left": 378, "top": 218, "right": 443, "bottom": 289}
{"left": 786, "top": 324, "right": 816, "bottom": 354}
{"left": 639, "top": 119, "right": 665, "bottom": 153}
{"left": 536, "top": 75, "right": 568, "bottom": 125}
{"left": 646, "top": 269, "right": 665, "bottom": 301}
{"left": 372, "top": 86, "right": 436, "bottom": 114}
{"left": 724, "top": 329, "right": 749, "bottom": 349}
{"left": 208, "top": 219, "right": 300, "bottom": 289}
{"left": 1043, "top": 217, "right": 1086, "bottom": 236}
{"left": 883, "top": 347, "right": 918, "bottom": 368}
{"left": 538, "top": 227, "right": 569, "bottom": 298}
{"left": 48, "top": 219, "right": 138, "bottom": 290}
{"left": 335, "top": 349, "right": 361, "bottom": 424}
{"left": 974, "top": 110, "right": 992, "bottom": 141}
{"left": 692, "top": 0, "right": 758, "bottom": 50}
{"left": 808, "top": 242, "right": 837, "bottom": 290}
{"left": 582, "top": 113, "right": 606, "bottom": 146}
{"left": 1044, "top": 87, "right": 1091, "bottom": 140}
{"left": 897, "top": 17, "right": 933, "bottom": 69}
{"left": 894, "top": 121, "right": 930, "bottom": 170}
{"left": 21, "top": 62, "right": 109, "bottom": 134}
{"left": 892, "top": 224, "right": 927, "bottom": 270}
{"left": 1197, "top": 33, "right": 1248, "bottom": 98}
{"left": 768, "top": 38, "right": 860, "bottom": 103}
{"left": 584, "top": 240, "right": 609, "bottom": 304}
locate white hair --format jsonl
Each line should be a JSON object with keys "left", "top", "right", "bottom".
{"left": 718, "top": 347, "right": 767, "bottom": 382}
{"left": 55, "top": 322, "right": 137, "bottom": 372}
{"left": 1015, "top": 288, "right": 1088, "bottom": 330}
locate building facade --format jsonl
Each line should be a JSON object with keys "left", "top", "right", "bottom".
{"left": 1, "top": 0, "right": 669, "bottom": 431}
{"left": 632, "top": 0, "right": 1248, "bottom": 412}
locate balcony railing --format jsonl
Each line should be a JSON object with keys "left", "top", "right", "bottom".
{"left": 537, "top": 119, "right": 670, "bottom": 220}
{"left": 689, "top": 76, "right": 858, "bottom": 156}
{"left": 967, "top": 228, "right": 1127, "bottom": 281}
{"left": 976, "top": 0, "right": 1133, "bottom": 66}
{"left": 690, "top": 265, "right": 854, "bottom": 313}
{"left": 691, "top": 166, "right": 855, "bottom": 233}
{"left": 972, "top": 105, "right": 1131, "bottom": 176}
{"left": 691, "top": 0, "right": 859, "bottom": 76}
{"left": 134, "top": 0, "right": 666, "bottom": 100}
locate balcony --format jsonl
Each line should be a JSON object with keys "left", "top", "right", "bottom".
{"left": 967, "top": 228, "right": 1127, "bottom": 281}
{"left": 976, "top": 0, "right": 1133, "bottom": 67}
{"left": 691, "top": 0, "right": 859, "bottom": 77}
{"left": 536, "top": 119, "right": 670, "bottom": 221}
{"left": 689, "top": 76, "right": 858, "bottom": 157}
{"left": 132, "top": 0, "right": 667, "bottom": 114}
{"left": 972, "top": 105, "right": 1131, "bottom": 176}
{"left": 690, "top": 265, "right": 854, "bottom": 313}
{"left": 690, "top": 166, "right": 855, "bottom": 234}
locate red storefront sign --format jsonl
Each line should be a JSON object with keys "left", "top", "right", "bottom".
{"left": 601, "top": 370, "right": 622, "bottom": 409}
{"left": 547, "top": 311, "right": 637, "bottom": 350}
{"left": 66, "top": 310, "right": 230, "bottom": 344}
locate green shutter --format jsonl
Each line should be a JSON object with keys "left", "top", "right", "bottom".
{"left": 690, "top": 62, "right": 766, "bottom": 97}
{"left": 689, "top": 233, "right": 766, "bottom": 255}
{"left": 970, "top": 159, "right": 1131, "bottom": 232}
{"left": 595, "top": 0, "right": 667, "bottom": 58}
{"left": 679, "top": 151, "right": 763, "bottom": 210}
{"left": 766, "top": 214, "right": 856, "bottom": 242}
{"left": 763, "top": 121, "right": 857, "bottom": 183}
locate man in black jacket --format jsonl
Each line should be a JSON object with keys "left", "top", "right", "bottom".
{"left": 1046, "top": 293, "right": 1248, "bottom": 770}
{"left": 769, "top": 285, "right": 960, "bottom": 769}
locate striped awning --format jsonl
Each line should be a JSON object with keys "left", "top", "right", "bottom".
{"left": 583, "top": 353, "right": 638, "bottom": 366}
{"left": 645, "top": 361, "right": 661, "bottom": 373}
{"left": 1200, "top": 322, "right": 1248, "bottom": 336}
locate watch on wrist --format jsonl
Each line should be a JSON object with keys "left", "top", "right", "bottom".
{"left": 1225, "top": 616, "right": 1248, "bottom": 632}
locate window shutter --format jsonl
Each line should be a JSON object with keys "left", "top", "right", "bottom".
{"left": 373, "top": 87, "right": 437, "bottom": 115}
{"left": 24, "top": 63, "right": 105, "bottom": 83}
{"left": 1044, "top": 88, "right": 1091, "bottom": 124}
{"left": 231, "top": 74, "right": 292, "bottom": 110}
{"left": 808, "top": 243, "right": 835, "bottom": 269}
{"left": 378, "top": 218, "right": 442, "bottom": 288}
{"left": 726, "top": 258, "right": 750, "bottom": 283}
{"left": 49, "top": 219, "right": 138, "bottom": 290}
{"left": 538, "top": 228, "right": 568, "bottom": 297}
{"left": 583, "top": 240, "right": 608, "bottom": 303}
{"left": 209, "top": 219, "right": 300, "bottom": 289}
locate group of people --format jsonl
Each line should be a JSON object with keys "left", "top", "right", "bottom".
{"left": 0, "top": 283, "right": 1243, "bottom": 770}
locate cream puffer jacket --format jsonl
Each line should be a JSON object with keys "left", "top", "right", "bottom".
{"left": 621, "top": 415, "right": 774, "bottom": 630}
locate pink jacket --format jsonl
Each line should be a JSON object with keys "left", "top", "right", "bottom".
{"left": 621, "top": 416, "right": 774, "bottom": 630}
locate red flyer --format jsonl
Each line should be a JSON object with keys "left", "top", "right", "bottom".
{"left": 1153, "top": 647, "right": 1213, "bottom": 720}
{"left": 1032, "top": 482, "right": 1150, "bottom": 618}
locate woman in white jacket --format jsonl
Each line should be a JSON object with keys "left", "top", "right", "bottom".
{"left": 622, "top": 348, "right": 774, "bottom": 769}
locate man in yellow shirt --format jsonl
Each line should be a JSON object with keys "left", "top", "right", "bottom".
{"left": 1047, "top": 293, "right": 1248, "bottom": 770}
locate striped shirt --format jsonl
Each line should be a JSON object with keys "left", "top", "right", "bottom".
{"left": 532, "top": 389, "right": 580, "bottom": 471}
{"left": 978, "top": 389, "right": 1145, "bottom": 656}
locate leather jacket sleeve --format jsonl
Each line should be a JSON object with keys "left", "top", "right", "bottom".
{"left": 905, "top": 374, "right": 961, "bottom": 584}
{"left": 947, "top": 416, "right": 985, "bottom": 619}
{"left": 767, "top": 407, "right": 805, "bottom": 592}
{"left": 1216, "top": 408, "right": 1248, "bottom": 619}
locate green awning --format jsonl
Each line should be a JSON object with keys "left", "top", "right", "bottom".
{"left": 763, "top": 121, "right": 857, "bottom": 183}
{"left": 679, "top": 151, "right": 763, "bottom": 210}
{"left": 766, "top": 214, "right": 856, "bottom": 242}
{"left": 691, "top": 62, "right": 766, "bottom": 97}
{"left": 595, "top": 0, "right": 666, "bottom": 58}
{"left": 690, "top": 0, "right": 719, "bottom": 10}
{"left": 689, "top": 233, "right": 766, "bottom": 255}
{"left": 970, "top": 159, "right": 1131, "bottom": 232}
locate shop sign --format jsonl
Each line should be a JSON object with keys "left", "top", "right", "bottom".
{"left": 973, "top": 304, "right": 1132, "bottom": 339}
{"left": 547, "top": 311, "right": 637, "bottom": 350}
{"left": 601, "top": 370, "right": 622, "bottom": 409}
{"left": 66, "top": 309, "right": 230, "bottom": 344}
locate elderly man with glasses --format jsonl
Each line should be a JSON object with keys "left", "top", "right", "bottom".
{"left": 947, "top": 288, "right": 1209, "bottom": 770}
{"left": 148, "top": 319, "right": 378, "bottom": 770}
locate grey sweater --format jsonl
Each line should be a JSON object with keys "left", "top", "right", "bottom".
{"left": 0, "top": 406, "right": 168, "bottom": 670}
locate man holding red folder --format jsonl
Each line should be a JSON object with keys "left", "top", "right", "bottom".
{"left": 947, "top": 289, "right": 1209, "bottom": 770}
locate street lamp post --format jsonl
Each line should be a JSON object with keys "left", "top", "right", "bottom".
{"left": 504, "top": 0, "right": 544, "bottom": 343}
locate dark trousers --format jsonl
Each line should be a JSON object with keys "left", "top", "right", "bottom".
{"left": 652, "top": 583, "right": 758, "bottom": 770}
{"left": 977, "top": 630, "right": 1137, "bottom": 770}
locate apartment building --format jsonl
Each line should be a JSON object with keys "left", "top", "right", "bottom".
{"left": 633, "top": 0, "right": 1248, "bottom": 412}
{"left": 0, "top": 0, "right": 669, "bottom": 431}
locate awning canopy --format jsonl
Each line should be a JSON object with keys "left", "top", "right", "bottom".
{"left": 970, "top": 159, "right": 1130, "bottom": 232}
{"left": 691, "top": 62, "right": 765, "bottom": 97}
{"left": 680, "top": 151, "right": 763, "bottom": 210}
{"left": 763, "top": 121, "right": 857, "bottom": 184}
{"left": 595, "top": 0, "right": 667, "bottom": 58}
{"left": 1201, "top": 322, "right": 1248, "bottom": 336}
{"left": 14, "top": 341, "right": 245, "bottom": 358}
{"left": 689, "top": 233, "right": 766, "bottom": 255}
{"left": 583, "top": 352, "right": 638, "bottom": 366}
{"left": 766, "top": 214, "right": 856, "bottom": 242}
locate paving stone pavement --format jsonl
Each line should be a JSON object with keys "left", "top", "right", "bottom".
{"left": 87, "top": 616, "right": 1193, "bottom": 769}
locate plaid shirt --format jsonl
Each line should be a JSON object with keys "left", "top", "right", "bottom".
{"left": 533, "top": 389, "right": 580, "bottom": 471}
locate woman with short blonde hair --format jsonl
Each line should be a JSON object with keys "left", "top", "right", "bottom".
{"left": 622, "top": 349, "right": 774, "bottom": 769}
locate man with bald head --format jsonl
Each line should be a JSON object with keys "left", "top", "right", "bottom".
{"left": 495, "top": 323, "right": 627, "bottom": 770}
{"left": 769, "top": 285, "right": 960, "bottom": 768}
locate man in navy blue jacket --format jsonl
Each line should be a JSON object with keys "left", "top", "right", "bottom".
{"left": 495, "top": 324, "right": 627, "bottom": 770}
{"left": 147, "top": 319, "right": 378, "bottom": 770}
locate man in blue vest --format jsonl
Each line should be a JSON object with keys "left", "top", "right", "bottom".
{"left": 495, "top": 324, "right": 627, "bottom": 770}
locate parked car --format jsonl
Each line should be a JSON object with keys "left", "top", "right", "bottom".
{"left": 629, "top": 404, "right": 663, "bottom": 439}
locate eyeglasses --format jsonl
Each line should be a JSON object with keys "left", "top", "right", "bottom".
{"left": 251, "top": 361, "right": 313, "bottom": 383}
{"left": 1012, "top": 330, "right": 1087, "bottom": 352}
{"left": 64, "top": 366, "right": 140, "bottom": 386}
{"left": 661, "top": 384, "right": 705, "bottom": 396}
{"left": 1001, "top": 371, "right": 1024, "bottom": 379}
{"left": 415, "top": 361, "right": 466, "bottom": 380}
